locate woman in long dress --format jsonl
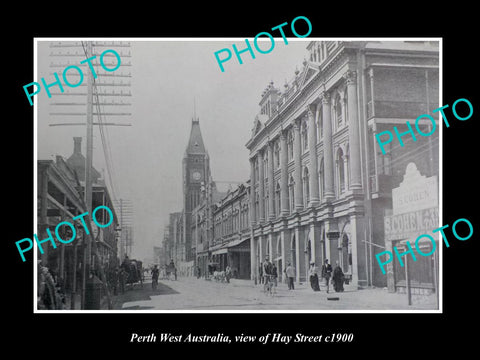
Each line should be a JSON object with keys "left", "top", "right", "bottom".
{"left": 332, "top": 261, "right": 345, "bottom": 292}
{"left": 309, "top": 262, "right": 321, "bottom": 291}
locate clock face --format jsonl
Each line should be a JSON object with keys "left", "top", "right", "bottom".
{"left": 192, "top": 171, "right": 201, "bottom": 181}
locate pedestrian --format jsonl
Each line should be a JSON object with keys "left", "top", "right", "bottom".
{"left": 271, "top": 263, "right": 278, "bottom": 287}
{"left": 197, "top": 266, "right": 201, "bottom": 279}
{"left": 118, "top": 267, "right": 125, "bottom": 294}
{"left": 258, "top": 264, "right": 263, "bottom": 284}
{"left": 332, "top": 260, "right": 345, "bottom": 292}
{"left": 225, "top": 265, "right": 232, "bottom": 283}
{"left": 262, "top": 255, "right": 273, "bottom": 291}
{"left": 309, "top": 262, "right": 321, "bottom": 292}
{"left": 285, "top": 262, "right": 295, "bottom": 290}
{"left": 321, "top": 259, "right": 333, "bottom": 293}
{"left": 151, "top": 265, "right": 159, "bottom": 290}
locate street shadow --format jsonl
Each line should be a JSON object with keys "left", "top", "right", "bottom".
{"left": 112, "top": 281, "right": 179, "bottom": 310}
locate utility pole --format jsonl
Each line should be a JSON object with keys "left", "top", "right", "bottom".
{"left": 114, "top": 198, "right": 133, "bottom": 260}
{"left": 85, "top": 40, "right": 93, "bottom": 277}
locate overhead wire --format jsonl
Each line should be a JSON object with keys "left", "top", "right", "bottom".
{"left": 80, "top": 41, "right": 119, "bottom": 203}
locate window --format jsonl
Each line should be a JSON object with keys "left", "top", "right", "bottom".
{"left": 317, "top": 107, "right": 323, "bottom": 141}
{"left": 274, "top": 141, "right": 280, "bottom": 169}
{"left": 337, "top": 148, "right": 345, "bottom": 194}
{"left": 254, "top": 157, "right": 259, "bottom": 183}
{"left": 288, "top": 175, "right": 295, "bottom": 212}
{"left": 275, "top": 182, "right": 281, "bottom": 216}
{"left": 287, "top": 129, "right": 294, "bottom": 161}
{"left": 319, "top": 158, "right": 325, "bottom": 199}
{"left": 264, "top": 186, "right": 269, "bottom": 220}
{"left": 303, "top": 167, "right": 310, "bottom": 206}
{"left": 255, "top": 191, "right": 259, "bottom": 222}
{"left": 302, "top": 119, "right": 308, "bottom": 151}
{"left": 335, "top": 94, "right": 343, "bottom": 129}
{"left": 264, "top": 155, "right": 269, "bottom": 180}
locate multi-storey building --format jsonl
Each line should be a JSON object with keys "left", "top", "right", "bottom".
{"left": 37, "top": 137, "right": 119, "bottom": 309}
{"left": 208, "top": 183, "right": 251, "bottom": 279}
{"left": 246, "top": 40, "right": 439, "bottom": 290}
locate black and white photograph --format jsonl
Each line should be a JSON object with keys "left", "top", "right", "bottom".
{"left": 6, "top": 7, "right": 478, "bottom": 355}
{"left": 34, "top": 39, "right": 441, "bottom": 312}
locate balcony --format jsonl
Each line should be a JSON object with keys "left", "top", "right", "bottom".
{"left": 367, "top": 100, "right": 437, "bottom": 120}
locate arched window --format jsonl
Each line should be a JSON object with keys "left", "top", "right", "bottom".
{"left": 275, "top": 182, "right": 281, "bottom": 216}
{"left": 317, "top": 107, "right": 323, "bottom": 141}
{"left": 303, "top": 167, "right": 310, "bottom": 206}
{"left": 301, "top": 119, "right": 308, "bottom": 151}
{"left": 288, "top": 175, "right": 295, "bottom": 212}
{"left": 319, "top": 158, "right": 325, "bottom": 199}
{"left": 287, "top": 129, "right": 294, "bottom": 161}
{"left": 264, "top": 153, "right": 268, "bottom": 180}
{"left": 264, "top": 186, "right": 269, "bottom": 220}
{"left": 255, "top": 191, "right": 259, "bottom": 221}
{"left": 274, "top": 141, "right": 280, "bottom": 169}
{"left": 337, "top": 148, "right": 345, "bottom": 194}
{"left": 335, "top": 94, "right": 343, "bottom": 129}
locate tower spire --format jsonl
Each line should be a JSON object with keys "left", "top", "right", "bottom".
{"left": 193, "top": 97, "right": 198, "bottom": 123}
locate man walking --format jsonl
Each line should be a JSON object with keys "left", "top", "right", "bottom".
{"left": 263, "top": 255, "right": 273, "bottom": 291}
{"left": 321, "top": 259, "right": 333, "bottom": 293}
{"left": 151, "top": 265, "right": 159, "bottom": 290}
{"left": 285, "top": 262, "right": 295, "bottom": 290}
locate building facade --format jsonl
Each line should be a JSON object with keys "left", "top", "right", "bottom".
{"left": 246, "top": 41, "right": 439, "bottom": 290}
{"left": 37, "top": 137, "right": 119, "bottom": 309}
{"left": 205, "top": 183, "right": 251, "bottom": 279}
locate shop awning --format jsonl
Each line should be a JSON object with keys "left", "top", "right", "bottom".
{"left": 210, "top": 238, "right": 250, "bottom": 255}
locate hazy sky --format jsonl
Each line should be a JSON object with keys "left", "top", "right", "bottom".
{"left": 36, "top": 38, "right": 311, "bottom": 261}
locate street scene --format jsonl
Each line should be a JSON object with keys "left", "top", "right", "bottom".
{"left": 34, "top": 39, "right": 441, "bottom": 311}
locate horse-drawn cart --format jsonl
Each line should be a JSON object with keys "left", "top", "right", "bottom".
{"left": 121, "top": 258, "right": 143, "bottom": 289}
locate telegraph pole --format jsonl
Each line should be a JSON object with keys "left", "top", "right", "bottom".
{"left": 85, "top": 40, "right": 94, "bottom": 276}
{"left": 114, "top": 198, "right": 133, "bottom": 260}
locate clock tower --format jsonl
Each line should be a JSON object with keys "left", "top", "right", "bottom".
{"left": 182, "top": 115, "right": 210, "bottom": 261}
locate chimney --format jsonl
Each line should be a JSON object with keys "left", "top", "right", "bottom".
{"left": 73, "top": 137, "right": 82, "bottom": 155}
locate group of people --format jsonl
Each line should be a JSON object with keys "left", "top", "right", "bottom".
{"left": 308, "top": 259, "right": 345, "bottom": 293}
{"left": 259, "top": 256, "right": 346, "bottom": 293}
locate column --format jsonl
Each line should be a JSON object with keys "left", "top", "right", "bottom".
{"left": 345, "top": 70, "right": 362, "bottom": 189}
{"left": 293, "top": 119, "right": 303, "bottom": 211}
{"left": 307, "top": 106, "right": 320, "bottom": 206}
{"left": 322, "top": 92, "right": 335, "bottom": 199}
{"left": 259, "top": 235, "right": 264, "bottom": 264}
{"left": 280, "top": 230, "right": 286, "bottom": 283}
{"left": 368, "top": 68, "right": 375, "bottom": 118}
{"left": 268, "top": 141, "right": 275, "bottom": 220}
{"left": 249, "top": 157, "right": 257, "bottom": 226}
{"left": 251, "top": 235, "right": 256, "bottom": 281}
{"left": 350, "top": 214, "right": 366, "bottom": 288}
{"left": 258, "top": 150, "right": 265, "bottom": 223}
{"left": 268, "top": 233, "right": 273, "bottom": 259}
{"left": 295, "top": 227, "right": 301, "bottom": 283}
{"left": 280, "top": 131, "right": 289, "bottom": 216}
